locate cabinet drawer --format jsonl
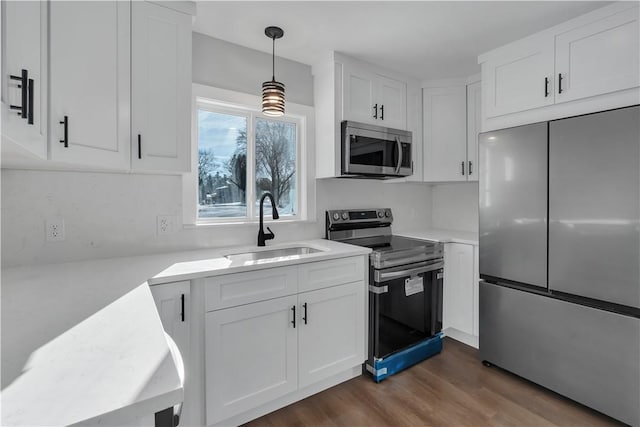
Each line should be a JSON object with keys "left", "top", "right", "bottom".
{"left": 205, "top": 266, "right": 298, "bottom": 312}
{"left": 298, "top": 256, "right": 365, "bottom": 293}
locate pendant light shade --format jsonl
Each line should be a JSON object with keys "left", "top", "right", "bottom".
{"left": 262, "top": 26, "right": 285, "bottom": 117}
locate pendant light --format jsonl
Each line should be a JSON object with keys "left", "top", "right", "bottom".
{"left": 262, "top": 26, "right": 285, "bottom": 117}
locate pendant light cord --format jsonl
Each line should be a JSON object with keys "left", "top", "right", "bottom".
{"left": 271, "top": 36, "right": 276, "bottom": 81}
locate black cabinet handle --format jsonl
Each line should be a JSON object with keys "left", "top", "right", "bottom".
{"left": 180, "top": 294, "right": 185, "bottom": 322}
{"left": 544, "top": 77, "right": 549, "bottom": 98}
{"left": 380, "top": 104, "right": 384, "bottom": 120}
{"left": 373, "top": 103, "right": 378, "bottom": 119}
{"left": 461, "top": 161, "right": 465, "bottom": 176}
{"left": 59, "top": 116, "right": 68, "bottom": 147}
{"left": 9, "top": 69, "right": 28, "bottom": 118}
{"left": 291, "top": 305, "right": 296, "bottom": 328}
{"left": 137, "top": 134, "right": 142, "bottom": 159}
{"left": 468, "top": 161, "right": 473, "bottom": 175}
{"left": 27, "top": 78, "right": 34, "bottom": 125}
{"left": 302, "top": 303, "right": 307, "bottom": 325}
{"left": 558, "top": 73, "right": 563, "bottom": 94}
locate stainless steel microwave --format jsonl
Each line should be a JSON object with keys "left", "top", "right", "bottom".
{"left": 341, "top": 121, "right": 413, "bottom": 178}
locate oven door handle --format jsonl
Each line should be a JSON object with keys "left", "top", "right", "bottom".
{"left": 374, "top": 260, "right": 444, "bottom": 283}
{"left": 394, "top": 136, "right": 403, "bottom": 175}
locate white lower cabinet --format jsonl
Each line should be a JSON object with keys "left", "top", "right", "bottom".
{"left": 298, "top": 282, "right": 365, "bottom": 388}
{"left": 443, "top": 243, "right": 479, "bottom": 348}
{"left": 203, "top": 257, "right": 367, "bottom": 426}
{"left": 205, "top": 295, "right": 298, "bottom": 425}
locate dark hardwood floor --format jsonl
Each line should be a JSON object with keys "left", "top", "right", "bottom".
{"left": 244, "top": 338, "right": 622, "bottom": 427}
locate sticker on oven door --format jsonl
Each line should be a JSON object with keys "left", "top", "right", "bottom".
{"left": 404, "top": 276, "right": 424, "bottom": 296}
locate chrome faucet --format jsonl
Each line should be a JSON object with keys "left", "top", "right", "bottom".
{"left": 258, "top": 192, "right": 280, "bottom": 246}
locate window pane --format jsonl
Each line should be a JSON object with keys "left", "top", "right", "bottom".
{"left": 255, "top": 118, "right": 297, "bottom": 216}
{"left": 197, "top": 110, "right": 247, "bottom": 218}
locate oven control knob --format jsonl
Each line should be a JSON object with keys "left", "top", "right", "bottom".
{"left": 332, "top": 212, "right": 340, "bottom": 221}
{"left": 385, "top": 210, "right": 391, "bottom": 218}
{"left": 341, "top": 212, "right": 349, "bottom": 220}
{"left": 377, "top": 211, "right": 384, "bottom": 218}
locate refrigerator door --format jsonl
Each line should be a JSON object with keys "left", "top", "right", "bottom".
{"left": 479, "top": 123, "right": 548, "bottom": 288}
{"left": 549, "top": 106, "right": 640, "bottom": 309}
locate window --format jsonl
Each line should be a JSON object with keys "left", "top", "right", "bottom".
{"left": 189, "top": 86, "right": 312, "bottom": 225}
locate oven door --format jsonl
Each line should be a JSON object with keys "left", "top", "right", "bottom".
{"left": 342, "top": 123, "right": 412, "bottom": 177}
{"left": 369, "top": 260, "right": 443, "bottom": 362}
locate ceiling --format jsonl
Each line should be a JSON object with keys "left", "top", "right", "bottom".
{"left": 193, "top": 1, "right": 609, "bottom": 80}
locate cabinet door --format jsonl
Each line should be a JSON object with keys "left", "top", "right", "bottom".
{"left": 377, "top": 74, "right": 407, "bottom": 130}
{"left": 131, "top": 1, "right": 191, "bottom": 172}
{"left": 443, "top": 243, "right": 474, "bottom": 336}
{"left": 298, "top": 282, "right": 365, "bottom": 388}
{"left": 423, "top": 86, "right": 467, "bottom": 182}
{"left": 205, "top": 295, "right": 298, "bottom": 425}
{"left": 342, "top": 64, "right": 377, "bottom": 125}
{"left": 555, "top": 6, "right": 639, "bottom": 104}
{"left": 1, "top": 0, "right": 47, "bottom": 158}
{"left": 49, "top": 1, "right": 130, "bottom": 169}
{"left": 483, "top": 34, "right": 554, "bottom": 118}
{"left": 466, "top": 81, "right": 481, "bottom": 182}
{"left": 150, "top": 281, "right": 190, "bottom": 366}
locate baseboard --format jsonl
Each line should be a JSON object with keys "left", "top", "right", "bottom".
{"left": 212, "top": 365, "right": 363, "bottom": 426}
{"left": 443, "top": 327, "right": 479, "bottom": 349}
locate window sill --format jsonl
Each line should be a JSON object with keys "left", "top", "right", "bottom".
{"left": 183, "top": 217, "right": 318, "bottom": 229}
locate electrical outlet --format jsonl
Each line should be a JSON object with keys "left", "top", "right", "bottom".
{"left": 157, "top": 215, "right": 177, "bottom": 235}
{"left": 46, "top": 217, "right": 65, "bottom": 242}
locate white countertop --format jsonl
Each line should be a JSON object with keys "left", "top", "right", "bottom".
{"left": 147, "top": 239, "right": 371, "bottom": 285}
{"left": 396, "top": 228, "right": 479, "bottom": 246}
{"left": 1, "top": 239, "right": 368, "bottom": 425}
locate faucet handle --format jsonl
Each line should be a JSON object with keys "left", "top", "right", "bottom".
{"left": 266, "top": 227, "right": 275, "bottom": 238}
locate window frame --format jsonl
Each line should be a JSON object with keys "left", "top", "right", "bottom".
{"left": 183, "top": 84, "right": 314, "bottom": 226}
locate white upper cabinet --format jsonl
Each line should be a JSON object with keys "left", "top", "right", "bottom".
{"left": 377, "top": 75, "right": 408, "bottom": 130}
{"left": 342, "top": 62, "right": 408, "bottom": 130}
{"left": 131, "top": 1, "right": 192, "bottom": 173}
{"left": 49, "top": 1, "right": 131, "bottom": 169}
{"left": 422, "top": 80, "right": 481, "bottom": 183}
{"left": 423, "top": 86, "right": 467, "bottom": 182}
{"left": 555, "top": 6, "right": 639, "bottom": 104}
{"left": 343, "top": 66, "right": 377, "bottom": 125}
{"left": 482, "top": 34, "right": 555, "bottom": 118}
{"left": 466, "top": 81, "right": 481, "bottom": 182}
{"left": 479, "top": 3, "right": 640, "bottom": 128}
{"left": 1, "top": 0, "right": 47, "bottom": 159}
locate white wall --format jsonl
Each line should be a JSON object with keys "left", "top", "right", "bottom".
{"left": 192, "top": 33, "right": 314, "bottom": 106}
{"left": 430, "top": 182, "right": 479, "bottom": 232}
{"left": 1, "top": 170, "right": 432, "bottom": 267}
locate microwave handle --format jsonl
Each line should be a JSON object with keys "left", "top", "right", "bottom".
{"left": 394, "top": 136, "right": 403, "bottom": 175}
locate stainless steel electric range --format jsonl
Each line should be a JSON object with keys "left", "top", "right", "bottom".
{"left": 326, "top": 208, "right": 444, "bottom": 381}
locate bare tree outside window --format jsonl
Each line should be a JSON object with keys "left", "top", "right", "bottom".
{"left": 255, "top": 118, "right": 297, "bottom": 215}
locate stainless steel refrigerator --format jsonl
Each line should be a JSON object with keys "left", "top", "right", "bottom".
{"left": 478, "top": 105, "right": 640, "bottom": 426}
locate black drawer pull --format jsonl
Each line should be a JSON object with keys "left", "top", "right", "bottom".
{"left": 380, "top": 104, "right": 384, "bottom": 120}
{"left": 9, "top": 69, "right": 28, "bottom": 119}
{"left": 544, "top": 77, "right": 549, "bottom": 98}
{"left": 558, "top": 73, "right": 563, "bottom": 94}
{"left": 137, "top": 134, "right": 142, "bottom": 159}
{"left": 291, "top": 305, "right": 296, "bottom": 328}
{"left": 27, "top": 78, "right": 34, "bottom": 124}
{"left": 59, "top": 116, "right": 68, "bottom": 147}
{"left": 302, "top": 303, "right": 307, "bottom": 324}
{"left": 180, "top": 293, "right": 185, "bottom": 322}
{"left": 373, "top": 103, "right": 378, "bottom": 119}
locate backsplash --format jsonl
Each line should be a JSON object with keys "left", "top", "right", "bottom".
{"left": 1, "top": 169, "right": 433, "bottom": 267}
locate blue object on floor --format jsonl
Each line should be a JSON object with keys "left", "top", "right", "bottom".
{"left": 369, "top": 333, "right": 443, "bottom": 383}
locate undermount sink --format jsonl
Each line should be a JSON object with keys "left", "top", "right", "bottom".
{"left": 224, "top": 246, "right": 324, "bottom": 263}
